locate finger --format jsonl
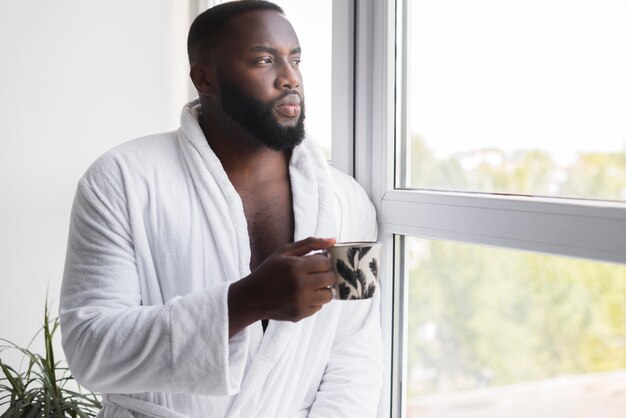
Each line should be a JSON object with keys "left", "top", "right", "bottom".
{"left": 307, "top": 271, "right": 338, "bottom": 290}
{"left": 282, "top": 236, "right": 336, "bottom": 257}
{"left": 299, "top": 253, "right": 332, "bottom": 273}
{"left": 315, "top": 287, "right": 335, "bottom": 305}
{"left": 308, "top": 287, "right": 334, "bottom": 307}
{"left": 306, "top": 304, "right": 324, "bottom": 317}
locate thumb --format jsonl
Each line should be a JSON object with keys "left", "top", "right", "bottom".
{"left": 283, "top": 237, "right": 336, "bottom": 256}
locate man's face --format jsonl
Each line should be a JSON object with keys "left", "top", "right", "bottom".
{"left": 213, "top": 10, "right": 306, "bottom": 150}
{"left": 217, "top": 71, "right": 305, "bottom": 151}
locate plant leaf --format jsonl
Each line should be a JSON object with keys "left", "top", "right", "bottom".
{"left": 24, "top": 398, "right": 43, "bottom": 418}
{"left": 0, "top": 362, "right": 23, "bottom": 395}
{"left": 0, "top": 302, "right": 101, "bottom": 418}
{"left": 62, "top": 389, "right": 102, "bottom": 407}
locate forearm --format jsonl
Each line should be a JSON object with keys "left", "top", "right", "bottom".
{"left": 228, "top": 277, "right": 264, "bottom": 337}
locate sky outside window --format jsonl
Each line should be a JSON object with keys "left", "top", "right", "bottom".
{"left": 404, "top": 0, "right": 626, "bottom": 200}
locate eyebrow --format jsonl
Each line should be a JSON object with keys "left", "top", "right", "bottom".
{"left": 249, "top": 46, "right": 301, "bottom": 55}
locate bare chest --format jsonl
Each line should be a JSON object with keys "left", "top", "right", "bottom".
{"left": 238, "top": 183, "right": 294, "bottom": 270}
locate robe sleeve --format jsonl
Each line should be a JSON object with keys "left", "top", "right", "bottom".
{"left": 308, "top": 171, "right": 384, "bottom": 417}
{"left": 60, "top": 177, "right": 249, "bottom": 395}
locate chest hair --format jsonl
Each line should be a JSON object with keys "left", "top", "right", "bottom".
{"left": 240, "top": 182, "right": 294, "bottom": 270}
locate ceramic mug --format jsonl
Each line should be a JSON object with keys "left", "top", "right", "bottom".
{"left": 325, "top": 241, "right": 382, "bottom": 300}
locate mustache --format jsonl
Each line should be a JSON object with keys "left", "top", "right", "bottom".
{"left": 272, "top": 90, "right": 303, "bottom": 106}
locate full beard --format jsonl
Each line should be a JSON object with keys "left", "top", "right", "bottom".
{"left": 218, "top": 77, "right": 306, "bottom": 152}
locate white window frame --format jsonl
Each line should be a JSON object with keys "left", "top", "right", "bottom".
{"left": 330, "top": 0, "right": 356, "bottom": 174}
{"left": 350, "top": 1, "right": 626, "bottom": 417}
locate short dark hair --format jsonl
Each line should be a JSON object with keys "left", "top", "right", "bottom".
{"left": 187, "top": 0, "right": 285, "bottom": 65}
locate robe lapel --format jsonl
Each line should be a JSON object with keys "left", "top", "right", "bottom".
{"left": 177, "top": 101, "right": 252, "bottom": 282}
{"left": 227, "top": 137, "right": 339, "bottom": 417}
{"left": 179, "top": 101, "right": 338, "bottom": 416}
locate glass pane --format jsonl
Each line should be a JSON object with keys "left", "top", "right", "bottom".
{"left": 273, "top": 0, "right": 333, "bottom": 160}
{"left": 400, "top": 0, "right": 626, "bottom": 200}
{"left": 403, "top": 236, "right": 626, "bottom": 417}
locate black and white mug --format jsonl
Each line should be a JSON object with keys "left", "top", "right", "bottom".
{"left": 325, "top": 241, "right": 381, "bottom": 300}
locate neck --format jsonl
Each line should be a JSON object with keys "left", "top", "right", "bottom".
{"left": 198, "top": 110, "right": 291, "bottom": 183}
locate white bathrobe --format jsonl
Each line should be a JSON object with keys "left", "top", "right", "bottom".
{"left": 60, "top": 100, "right": 383, "bottom": 418}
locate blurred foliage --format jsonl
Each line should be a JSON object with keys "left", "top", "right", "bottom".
{"left": 408, "top": 135, "right": 626, "bottom": 200}
{"left": 407, "top": 239, "right": 626, "bottom": 397}
{"left": 406, "top": 136, "right": 626, "bottom": 396}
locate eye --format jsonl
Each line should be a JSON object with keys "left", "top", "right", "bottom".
{"left": 253, "top": 57, "right": 273, "bottom": 65}
{"left": 290, "top": 59, "right": 301, "bottom": 67}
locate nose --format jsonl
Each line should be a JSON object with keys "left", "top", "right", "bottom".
{"left": 275, "top": 60, "right": 300, "bottom": 90}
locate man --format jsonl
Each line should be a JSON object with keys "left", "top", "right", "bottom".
{"left": 60, "top": 1, "right": 383, "bottom": 417}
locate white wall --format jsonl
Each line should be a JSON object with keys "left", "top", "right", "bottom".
{"left": 0, "top": 0, "right": 333, "bottom": 373}
{"left": 0, "top": 1, "right": 192, "bottom": 364}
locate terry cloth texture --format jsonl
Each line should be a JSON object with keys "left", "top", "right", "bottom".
{"left": 60, "top": 100, "right": 383, "bottom": 418}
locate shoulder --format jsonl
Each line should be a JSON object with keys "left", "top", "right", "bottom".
{"left": 82, "top": 132, "right": 178, "bottom": 181}
{"left": 328, "top": 166, "right": 379, "bottom": 242}
{"left": 79, "top": 131, "right": 180, "bottom": 189}
{"left": 76, "top": 131, "right": 182, "bottom": 209}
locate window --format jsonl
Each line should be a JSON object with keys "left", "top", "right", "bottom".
{"left": 398, "top": 0, "right": 626, "bottom": 201}
{"left": 349, "top": 1, "right": 626, "bottom": 417}
{"left": 401, "top": 236, "right": 626, "bottom": 417}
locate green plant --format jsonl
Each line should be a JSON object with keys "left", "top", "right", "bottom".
{"left": 0, "top": 301, "right": 101, "bottom": 417}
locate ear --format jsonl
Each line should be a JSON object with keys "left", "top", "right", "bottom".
{"left": 190, "top": 63, "right": 218, "bottom": 97}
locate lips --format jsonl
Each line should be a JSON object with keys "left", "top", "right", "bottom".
{"left": 275, "top": 94, "right": 301, "bottom": 118}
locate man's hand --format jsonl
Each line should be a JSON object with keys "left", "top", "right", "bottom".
{"left": 228, "top": 237, "right": 337, "bottom": 337}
